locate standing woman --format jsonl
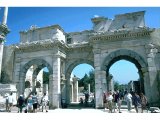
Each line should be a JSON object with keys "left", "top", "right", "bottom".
{"left": 107, "top": 91, "right": 113, "bottom": 113}
{"left": 140, "top": 93, "right": 147, "bottom": 113}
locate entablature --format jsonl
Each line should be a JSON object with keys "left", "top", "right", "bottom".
{"left": 89, "top": 28, "right": 155, "bottom": 42}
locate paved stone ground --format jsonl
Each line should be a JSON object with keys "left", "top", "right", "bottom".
{"left": 0, "top": 106, "right": 150, "bottom": 113}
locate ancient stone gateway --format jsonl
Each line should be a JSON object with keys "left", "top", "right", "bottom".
{"left": 2, "top": 11, "right": 160, "bottom": 108}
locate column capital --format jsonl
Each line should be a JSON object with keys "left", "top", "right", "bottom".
{"left": 0, "top": 24, "right": 10, "bottom": 43}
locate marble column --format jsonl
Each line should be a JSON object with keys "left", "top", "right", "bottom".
{"left": 60, "top": 79, "right": 67, "bottom": 103}
{"left": 2, "top": 7, "right": 8, "bottom": 25}
{"left": 19, "top": 72, "right": 25, "bottom": 96}
{"left": 93, "top": 48, "right": 105, "bottom": 108}
{"left": 49, "top": 56, "right": 61, "bottom": 109}
{"left": 70, "top": 83, "right": 73, "bottom": 102}
{"left": 0, "top": 7, "right": 9, "bottom": 79}
{"left": 73, "top": 77, "right": 78, "bottom": 102}
{"left": 0, "top": 41, "right": 4, "bottom": 79}
{"left": 13, "top": 57, "right": 22, "bottom": 96}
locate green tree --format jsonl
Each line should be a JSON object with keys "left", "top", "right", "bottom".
{"left": 78, "top": 70, "right": 95, "bottom": 92}
{"left": 114, "top": 81, "right": 120, "bottom": 91}
{"left": 43, "top": 71, "right": 49, "bottom": 84}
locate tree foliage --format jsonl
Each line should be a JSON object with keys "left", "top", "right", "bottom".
{"left": 114, "top": 81, "right": 120, "bottom": 91}
{"left": 43, "top": 71, "right": 49, "bottom": 84}
{"left": 78, "top": 70, "right": 95, "bottom": 92}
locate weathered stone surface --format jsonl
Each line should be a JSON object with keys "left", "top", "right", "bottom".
{"left": 109, "top": 11, "right": 145, "bottom": 31}
{"left": 2, "top": 11, "right": 160, "bottom": 109}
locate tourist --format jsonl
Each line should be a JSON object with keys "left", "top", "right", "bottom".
{"left": 84, "top": 90, "right": 89, "bottom": 107}
{"left": 113, "top": 90, "right": 119, "bottom": 113}
{"left": 32, "top": 92, "right": 38, "bottom": 113}
{"left": 140, "top": 93, "right": 147, "bottom": 113}
{"left": 103, "top": 91, "right": 107, "bottom": 110}
{"left": 41, "top": 93, "right": 49, "bottom": 112}
{"left": 8, "top": 92, "right": 14, "bottom": 112}
{"left": 79, "top": 97, "right": 84, "bottom": 107}
{"left": 106, "top": 91, "right": 113, "bottom": 113}
{"left": 124, "top": 91, "right": 132, "bottom": 112}
{"left": 17, "top": 94, "right": 25, "bottom": 113}
{"left": 5, "top": 93, "right": 9, "bottom": 112}
{"left": 132, "top": 92, "right": 141, "bottom": 113}
{"left": 118, "top": 90, "right": 123, "bottom": 113}
{"left": 27, "top": 95, "right": 33, "bottom": 113}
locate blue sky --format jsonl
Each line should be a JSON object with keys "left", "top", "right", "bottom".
{"left": 0, "top": 7, "right": 159, "bottom": 84}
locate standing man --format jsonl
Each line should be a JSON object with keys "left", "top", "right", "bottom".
{"left": 8, "top": 92, "right": 13, "bottom": 112}
{"left": 132, "top": 92, "right": 141, "bottom": 113}
{"left": 17, "top": 94, "right": 25, "bottom": 113}
{"left": 32, "top": 92, "right": 38, "bottom": 113}
{"left": 5, "top": 94, "right": 9, "bottom": 112}
{"left": 41, "top": 93, "right": 49, "bottom": 112}
{"left": 124, "top": 91, "right": 132, "bottom": 112}
{"left": 118, "top": 90, "right": 124, "bottom": 113}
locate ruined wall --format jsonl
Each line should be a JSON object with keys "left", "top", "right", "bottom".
{"left": 20, "top": 25, "right": 66, "bottom": 43}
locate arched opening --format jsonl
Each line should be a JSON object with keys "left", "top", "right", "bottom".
{"left": 23, "top": 65, "right": 50, "bottom": 101}
{"left": 66, "top": 62, "right": 95, "bottom": 108}
{"left": 109, "top": 60, "right": 140, "bottom": 94}
{"left": 102, "top": 49, "right": 147, "bottom": 95}
{"left": 20, "top": 59, "right": 53, "bottom": 103}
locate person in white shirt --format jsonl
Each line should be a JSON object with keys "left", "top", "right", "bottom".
{"left": 8, "top": 92, "right": 14, "bottom": 112}
{"left": 41, "top": 93, "right": 49, "bottom": 112}
{"left": 124, "top": 91, "right": 132, "bottom": 112}
{"left": 106, "top": 91, "right": 113, "bottom": 113}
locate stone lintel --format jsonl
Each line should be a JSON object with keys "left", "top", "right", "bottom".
{"left": 90, "top": 28, "right": 154, "bottom": 42}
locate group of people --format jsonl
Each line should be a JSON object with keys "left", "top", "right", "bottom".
{"left": 5, "top": 92, "right": 49, "bottom": 113}
{"left": 79, "top": 91, "right": 95, "bottom": 108}
{"left": 103, "top": 90, "right": 148, "bottom": 113}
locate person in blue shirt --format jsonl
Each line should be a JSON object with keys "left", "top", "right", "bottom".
{"left": 27, "top": 95, "right": 33, "bottom": 113}
{"left": 32, "top": 92, "right": 38, "bottom": 113}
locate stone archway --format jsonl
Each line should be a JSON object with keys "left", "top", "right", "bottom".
{"left": 65, "top": 59, "right": 94, "bottom": 104}
{"left": 18, "top": 59, "right": 53, "bottom": 96}
{"left": 102, "top": 49, "right": 148, "bottom": 94}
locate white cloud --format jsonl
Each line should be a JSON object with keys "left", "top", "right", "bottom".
{"left": 94, "top": 15, "right": 99, "bottom": 18}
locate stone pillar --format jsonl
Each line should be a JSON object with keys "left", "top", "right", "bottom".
{"left": 60, "top": 79, "right": 67, "bottom": 104}
{"left": 93, "top": 48, "right": 106, "bottom": 108}
{"left": 88, "top": 84, "right": 90, "bottom": 95}
{"left": 145, "top": 44, "right": 160, "bottom": 104}
{"left": 73, "top": 77, "right": 78, "bottom": 102}
{"left": 0, "top": 41, "right": 4, "bottom": 79}
{"left": 142, "top": 69, "right": 151, "bottom": 101}
{"left": 109, "top": 78, "right": 114, "bottom": 92}
{"left": 66, "top": 74, "right": 71, "bottom": 104}
{"left": 13, "top": 57, "right": 21, "bottom": 96}
{"left": 0, "top": 7, "right": 10, "bottom": 79}
{"left": 19, "top": 72, "right": 25, "bottom": 95}
{"left": 32, "top": 74, "right": 37, "bottom": 90}
{"left": 70, "top": 83, "right": 73, "bottom": 102}
{"left": 2, "top": 7, "right": 8, "bottom": 25}
{"left": 49, "top": 56, "right": 61, "bottom": 109}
